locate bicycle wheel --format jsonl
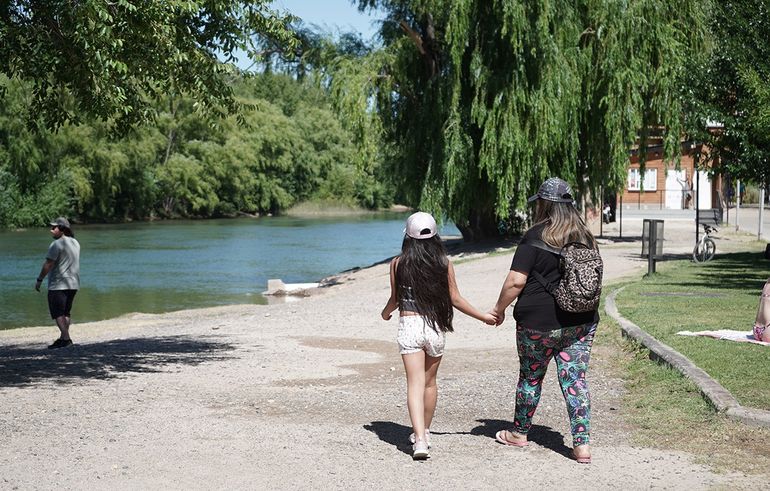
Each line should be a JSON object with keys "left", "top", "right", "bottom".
{"left": 702, "top": 238, "right": 716, "bottom": 261}
{"left": 693, "top": 238, "right": 716, "bottom": 262}
{"left": 693, "top": 243, "right": 704, "bottom": 262}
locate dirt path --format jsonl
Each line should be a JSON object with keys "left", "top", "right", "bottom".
{"left": 1, "top": 217, "right": 766, "bottom": 489}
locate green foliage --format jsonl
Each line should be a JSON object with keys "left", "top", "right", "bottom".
{"left": 0, "top": 0, "right": 297, "bottom": 131}
{"left": 0, "top": 73, "right": 390, "bottom": 227}
{"left": 0, "top": 167, "right": 72, "bottom": 228}
{"left": 684, "top": 0, "right": 770, "bottom": 184}
{"left": 331, "top": 0, "right": 709, "bottom": 239}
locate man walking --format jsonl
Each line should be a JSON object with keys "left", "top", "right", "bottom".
{"left": 35, "top": 217, "right": 81, "bottom": 349}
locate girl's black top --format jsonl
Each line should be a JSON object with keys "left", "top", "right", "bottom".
{"left": 399, "top": 285, "right": 423, "bottom": 313}
{"left": 510, "top": 223, "right": 599, "bottom": 332}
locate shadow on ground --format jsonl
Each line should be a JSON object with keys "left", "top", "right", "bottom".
{"left": 444, "top": 237, "right": 518, "bottom": 255}
{"left": 364, "top": 419, "right": 571, "bottom": 459}
{"left": 365, "top": 421, "right": 413, "bottom": 455}
{"left": 598, "top": 235, "right": 643, "bottom": 243}
{"left": 470, "top": 419, "right": 572, "bottom": 458}
{"left": 0, "top": 335, "right": 239, "bottom": 387}
{"left": 657, "top": 251, "right": 769, "bottom": 291}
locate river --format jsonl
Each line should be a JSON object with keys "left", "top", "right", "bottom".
{"left": 0, "top": 214, "right": 461, "bottom": 330}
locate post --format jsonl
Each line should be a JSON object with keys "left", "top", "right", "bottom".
{"left": 599, "top": 212, "right": 603, "bottom": 237}
{"left": 619, "top": 195, "right": 623, "bottom": 238}
{"left": 648, "top": 221, "right": 657, "bottom": 275}
{"left": 757, "top": 183, "right": 765, "bottom": 240}
{"left": 735, "top": 179, "right": 741, "bottom": 232}
{"left": 599, "top": 193, "right": 603, "bottom": 238}
{"left": 695, "top": 161, "right": 700, "bottom": 244}
{"left": 725, "top": 176, "right": 729, "bottom": 225}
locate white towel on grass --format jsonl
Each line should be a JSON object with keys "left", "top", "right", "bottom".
{"left": 677, "top": 330, "right": 770, "bottom": 346}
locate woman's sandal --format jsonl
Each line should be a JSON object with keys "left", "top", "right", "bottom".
{"left": 495, "top": 430, "right": 529, "bottom": 447}
{"left": 570, "top": 448, "right": 592, "bottom": 464}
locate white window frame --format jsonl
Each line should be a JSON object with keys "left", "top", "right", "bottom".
{"left": 628, "top": 168, "right": 657, "bottom": 191}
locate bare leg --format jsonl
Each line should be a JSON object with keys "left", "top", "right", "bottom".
{"left": 55, "top": 315, "right": 71, "bottom": 341}
{"left": 423, "top": 354, "right": 442, "bottom": 431}
{"left": 402, "top": 351, "right": 427, "bottom": 441}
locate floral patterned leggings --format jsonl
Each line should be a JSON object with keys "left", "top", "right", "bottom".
{"left": 513, "top": 321, "right": 597, "bottom": 446}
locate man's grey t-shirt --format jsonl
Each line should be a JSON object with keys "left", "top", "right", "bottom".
{"left": 46, "top": 236, "right": 80, "bottom": 290}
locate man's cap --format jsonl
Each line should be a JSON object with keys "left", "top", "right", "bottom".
{"left": 527, "top": 178, "right": 575, "bottom": 203}
{"left": 404, "top": 212, "right": 438, "bottom": 239}
{"left": 50, "top": 217, "right": 71, "bottom": 229}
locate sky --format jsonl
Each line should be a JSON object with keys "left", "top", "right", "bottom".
{"left": 270, "top": 0, "right": 381, "bottom": 41}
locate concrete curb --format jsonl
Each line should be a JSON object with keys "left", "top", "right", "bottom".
{"left": 605, "top": 287, "right": 770, "bottom": 428}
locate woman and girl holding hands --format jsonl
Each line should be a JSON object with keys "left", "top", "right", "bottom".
{"left": 382, "top": 178, "right": 599, "bottom": 463}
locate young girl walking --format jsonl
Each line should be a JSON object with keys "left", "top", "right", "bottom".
{"left": 381, "top": 212, "right": 497, "bottom": 460}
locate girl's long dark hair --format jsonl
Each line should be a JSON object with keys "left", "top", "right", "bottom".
{"left": 395, "top": 235, "right": 453, "bottom": 333}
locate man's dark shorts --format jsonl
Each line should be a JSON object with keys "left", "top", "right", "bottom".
{"left": 48, "top": 290, "right": 77, "bottom": 319}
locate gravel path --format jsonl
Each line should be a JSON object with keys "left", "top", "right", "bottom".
{"left": 1, "top": 217, "right": 766, "bottom": 489}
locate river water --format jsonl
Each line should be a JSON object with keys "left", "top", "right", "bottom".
{"left": 0, "top": 214, "right": 460, "bottom": 330}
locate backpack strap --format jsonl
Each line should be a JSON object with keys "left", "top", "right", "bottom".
{"left": 524, "top": 238, "right": 563, "bottom": 256}
{"left": 531, "top": 270, "right": 558, "bottom": 294}
{"left": 520, "top": 238, "right": 561, "bottom": 293}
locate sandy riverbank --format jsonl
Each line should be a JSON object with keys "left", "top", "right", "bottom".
{"left": 1, "top": 218, "right": 767, "bottom": 489}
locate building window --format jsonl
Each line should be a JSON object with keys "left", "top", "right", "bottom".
{"left": 628, "top": 168, "right": 657, "bottom": 191}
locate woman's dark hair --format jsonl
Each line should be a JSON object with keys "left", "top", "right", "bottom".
{"left": 61, "top": 227, "right": 74, "bottom": 238}
{"left": 395, "top": 235, "right": 453, "bottom": 333}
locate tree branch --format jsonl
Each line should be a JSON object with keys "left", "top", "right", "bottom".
{"left": 398, "top": 20, "right": 425, "bottom": 55}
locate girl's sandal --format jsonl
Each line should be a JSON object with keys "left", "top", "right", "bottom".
{"left": 495, "top": 430, "right": 529, "bottom": 447}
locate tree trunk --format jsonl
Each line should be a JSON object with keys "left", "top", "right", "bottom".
{"left": 455, "top": 207, "right": 499, "bottom": 241}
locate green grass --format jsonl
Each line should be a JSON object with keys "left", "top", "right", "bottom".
{"left": 595, "top": 312, "right": 770, "bottom": 475}
{"left": 613, "top": 252, "right": 770, "bottom": 410}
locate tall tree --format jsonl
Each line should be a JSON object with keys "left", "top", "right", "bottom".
{"left": 332, "top": 0, "right": 708, "bottom": 239}
{"left": 0, "top": 0, "right": 297, "bottom": 131}
{"left": 684, "top": 0, "right": 770, "bottom": 185}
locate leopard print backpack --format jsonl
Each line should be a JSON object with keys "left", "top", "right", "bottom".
{"left": 525, "top": 239, "right": 603, "bottom": 313}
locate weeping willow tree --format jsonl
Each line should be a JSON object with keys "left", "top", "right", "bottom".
{"left": 330, "top": 0, "right": 709, "bottom": 239}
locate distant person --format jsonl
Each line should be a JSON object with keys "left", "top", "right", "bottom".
{"left": 678, "top": 175, "right": 693, "bottom": 209}
{"left": 35, "top": 217, "right": 81, "bottom": 349}
{"left": 602, "top": 203, "right": 611, "bottom": 224}
{"left": 381, "top": 211, "right": 497, "bottom": 460}
{"left": 490, "top": 178, "right": 601, "bottom": 464}
{"left": 753, "top": 278, "right": 770, "bottom": 343}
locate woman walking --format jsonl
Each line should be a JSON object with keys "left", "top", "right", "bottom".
{"left": 491, "top": 178, "right": 600, "bottom": 464}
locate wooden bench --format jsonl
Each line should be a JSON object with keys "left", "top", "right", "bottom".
{"left": 696, "top": 208, "right": 722, "bottom": 226}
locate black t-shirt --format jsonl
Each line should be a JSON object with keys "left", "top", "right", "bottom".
{"left": 510, "top": 223, "right": 599, "bottom": 331}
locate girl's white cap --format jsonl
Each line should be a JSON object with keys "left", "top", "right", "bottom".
{"left": 404, "top": 212, "right": 437, "bottom": 239}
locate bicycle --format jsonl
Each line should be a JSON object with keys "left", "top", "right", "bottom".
{"left": 692, "top": 224, "right": 717, "bottom": 263}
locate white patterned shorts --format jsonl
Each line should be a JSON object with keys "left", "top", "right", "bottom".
{"left": 398, "top": 315, "right": 446, "bottom": 357}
